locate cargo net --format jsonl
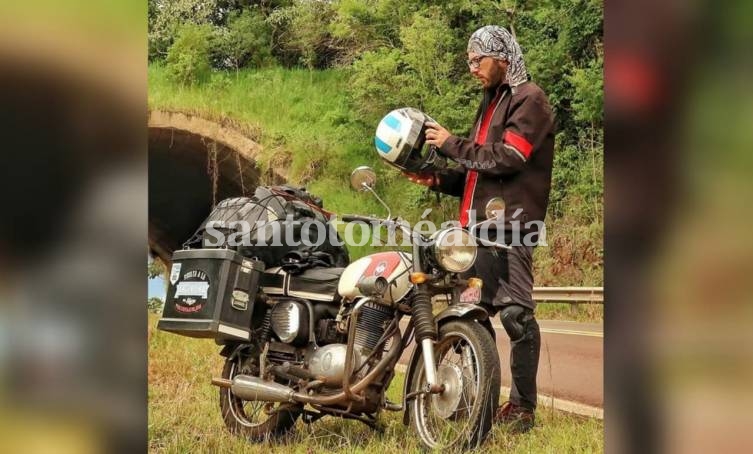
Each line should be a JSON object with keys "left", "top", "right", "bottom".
{"left": 181, "top": 186, "right": 349, "bottom": 269}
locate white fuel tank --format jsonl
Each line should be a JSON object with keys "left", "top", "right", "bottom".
{"left": 338, "top": 251, "right": 412, "bottom": 304}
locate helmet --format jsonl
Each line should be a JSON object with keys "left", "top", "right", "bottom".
{"left": 374, "top": 107, "right": 447, "bottom": 173}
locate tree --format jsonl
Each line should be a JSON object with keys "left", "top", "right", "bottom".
{"left": 148, "top": 297, "right": 165, "bottom": 313}
{"left": 148, "top": 256, "right": 166, "bottom": 279}
{"left": 213, "top": 9, "right": 275, "bottom": 71}
{"left": 165, "top": 23, "right": 215, "bottom": 85}
{"left": 149, "top": 0, "right": 220, "bottom": 60}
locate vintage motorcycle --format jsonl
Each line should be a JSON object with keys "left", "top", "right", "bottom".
{"left": 158, "top": 166, "right": 505, "bottom": 450}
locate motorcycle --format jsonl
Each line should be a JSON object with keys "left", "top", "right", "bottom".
{"left": 158, "top": 166, "right": 504, "bottom": 450}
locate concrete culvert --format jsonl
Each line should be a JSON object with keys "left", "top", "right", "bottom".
{"left": 148, "top": 110, "right": 285, "bottom": 264}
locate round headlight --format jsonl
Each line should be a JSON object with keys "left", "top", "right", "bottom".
{"left": 431, "top": 228, "right": 477, "bottom": 273}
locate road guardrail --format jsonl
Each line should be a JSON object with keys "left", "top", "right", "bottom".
{"left": 532, "top": 287, "right": 603, "bottom": 304}
{"left": 434, "top": 287, "right": 603, "bottom": 304}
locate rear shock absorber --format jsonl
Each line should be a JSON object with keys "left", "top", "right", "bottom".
{"left": 257, "top": 308, "right": 272, "bottom": 346}
{"left": 412, "top": 287, "right": 442, "bottom": 393}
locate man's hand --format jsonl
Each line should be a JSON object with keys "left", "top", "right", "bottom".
{"left": 425, "top": 122, "right": 452, "bottom": 149}
{"left": 403, "top": 172, "right": 438, "bottom": 187}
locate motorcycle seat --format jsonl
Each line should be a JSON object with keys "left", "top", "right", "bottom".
{"left": 262, "top": 267, "right": 344, "bottom": 303}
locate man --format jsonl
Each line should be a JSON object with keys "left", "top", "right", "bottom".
{"left": 407, "top": 25, "right": 555, "bottom": 433}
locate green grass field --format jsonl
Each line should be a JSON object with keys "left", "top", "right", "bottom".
{"left": 148, "top": 314, "right": 603, "bottom": 453}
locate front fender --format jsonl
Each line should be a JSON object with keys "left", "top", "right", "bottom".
{"left": 401, "top": 304, "right": 491, "bottom": 425}
{"left": 434, "top": 303, "right": 488, "bottom": 324}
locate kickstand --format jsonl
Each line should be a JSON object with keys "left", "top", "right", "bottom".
{"left": 301, "top": 410, "right": 325, "bottom": 424}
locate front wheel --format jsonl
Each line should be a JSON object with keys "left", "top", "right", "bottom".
{"left": 219, "top": 346, "right": 301, "bottom": 441}
{"left": 407, "top": 320, "right": 501, "bottom": 450}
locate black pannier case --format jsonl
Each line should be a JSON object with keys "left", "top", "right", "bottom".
{"left": 157, "top": 249, "right": 264, "bottom": 342}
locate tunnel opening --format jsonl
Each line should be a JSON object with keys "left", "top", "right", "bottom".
{"left": 148, "top": 111, "right": 284, "bottom": 263}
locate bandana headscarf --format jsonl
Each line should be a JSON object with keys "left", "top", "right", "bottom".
{"left": 467, "top": 25, "right": 529, "bottom": 87}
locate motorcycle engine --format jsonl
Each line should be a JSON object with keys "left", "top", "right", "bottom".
{"left": 353, "top": 300, "right": 394, "bottom": 354}
{"left": 309, "top": 344, "right": 365, "bottom": 385}
{"left": 309, "top": 301, "right": 392, "bottom": 385}
{"left": 268, "top": 298, "right": 393, "bottom": 386}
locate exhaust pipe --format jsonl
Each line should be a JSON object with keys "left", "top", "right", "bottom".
{"left": 210, "top": 327, "right": 403, "bottom": 407}
{"left": 230, "top": 375, "right": 296, "bottom": 402}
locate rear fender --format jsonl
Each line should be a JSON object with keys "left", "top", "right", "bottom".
{"left": 219, "top": 342, "right": 254, "bottom": 360}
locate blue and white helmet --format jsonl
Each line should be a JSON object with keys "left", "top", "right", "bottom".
{"left": 374, "top": 107, "right": 446, "bottom": 173}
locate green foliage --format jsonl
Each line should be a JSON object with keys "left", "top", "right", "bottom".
{"left": 549, "top": 130, "right": 603, "bottom": 220}
{"left": 268, "top": 0, "right": 340, "bottom": 69}
{"left": 148, "top": 297, "right": 164, "bottom": 313}
{"left": 349, "top": 48, "right": 407, "bottom": 121}
{"left": 165, "top": 23, "right": 214, "bottom": 85}
{"left": 213, "top": 9, "right": 275, "bottom": 70}
{"left": 348, "top": 9, "right": 476, "bottom": 133}
{"left": 328, "top": 0, "right": 404, "bottom": 63}
{"left": 148, "top": 257, "right": 166, "bottom": 279}
{"left": 517, "top": 0, "right": 604, "bottom": 145}
{"left": 148, "top": 0, "right": 220, "bottom": 60}
{"left": 568, "top": 53, "right": 604, "bottom": 125}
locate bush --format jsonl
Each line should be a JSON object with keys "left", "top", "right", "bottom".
{"left": 165, "top": 23, "right": 214, "bottom": 85}
{"left": 349, "top": 9, "right": 475, "bottom": 131}
{"left": 148, "top": 0, "right": 220, "bottom": 61}
{"left": 213, "top": 10, "right": 276, "bottom": 70}
{"left": 268, "top": 0, "right": 339, "bottom": 69}
{"left": 148, "top": 297, "right": 165, "bottom": 313}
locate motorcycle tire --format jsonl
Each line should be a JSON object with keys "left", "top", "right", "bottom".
{"left": 219, "top": 347, "right": 301, "bottom": 441}
{"left": 407, "top": 320, "right": 501, "bottom": 450}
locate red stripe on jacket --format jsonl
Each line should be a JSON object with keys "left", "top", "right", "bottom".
{"left": 460, "top": 92, "right": 501, "bottom": 227}
{"left": 503, "top": 130, "right": 534, "bottom": 159}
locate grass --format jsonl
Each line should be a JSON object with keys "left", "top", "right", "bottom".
{"left": 534, "top": 303, "right": 603, "bottom": 324}
{"left": 148, "top": 314, "right": 603, "bottom": 453}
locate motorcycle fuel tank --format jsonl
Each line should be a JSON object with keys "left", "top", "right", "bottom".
{"left": 338, "top": 251, "right": 412, "bottom": 304}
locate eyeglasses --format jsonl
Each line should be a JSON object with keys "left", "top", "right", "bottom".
{"left": 466, "top": 56, "right": 488, "bottom": 69}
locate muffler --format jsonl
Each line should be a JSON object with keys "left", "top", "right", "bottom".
{"left": 229, "top": 375, "right": 296, "bottom": 402}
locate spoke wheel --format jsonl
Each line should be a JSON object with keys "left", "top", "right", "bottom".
{"left": 219, "top": 346, "right": 301, "bottom": 440}
{"left": 408, "top": 320, "right": 500, "bottom": 450}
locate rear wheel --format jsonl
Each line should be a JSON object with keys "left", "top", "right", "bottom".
{"left": 407, "top": 320, "right": 501, "bottom": 450}
{"left": 219, "top": 346, "right": 301, "bottom": 440}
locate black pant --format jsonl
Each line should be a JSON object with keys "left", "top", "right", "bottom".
{"left": 464, "top": 245, "right": 541, "bottom": 410}
{"left": 506, "top": 308, "right": 541, "bottom": 410}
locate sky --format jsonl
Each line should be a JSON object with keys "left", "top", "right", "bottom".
{"left": 149, "top": 276, "right": 166, "bottom": 300}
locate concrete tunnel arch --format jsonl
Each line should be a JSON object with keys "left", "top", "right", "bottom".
{"left": 148, "top": 110, "right": 285, "bottom": 264}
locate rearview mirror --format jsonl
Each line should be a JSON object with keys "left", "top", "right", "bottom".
{"left": 350, "top": 166, "right": 377, "bottom": 192}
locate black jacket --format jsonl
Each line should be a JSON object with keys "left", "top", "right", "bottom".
{"left": 432, "top": 81, "right": 555, "bottom": 234}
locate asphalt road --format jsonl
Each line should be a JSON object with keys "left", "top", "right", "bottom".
{"left": 397, "top": 319, "right": 603, "bottom": 409}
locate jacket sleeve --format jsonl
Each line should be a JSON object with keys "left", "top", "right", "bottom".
{"left": 438, "top": 92, "right": 552, "bottom": 176}
{"left": 430, "top": 166, "right": 466, "bottom": 197}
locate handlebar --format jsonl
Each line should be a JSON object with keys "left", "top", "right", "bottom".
{"left": 340, "top": 214, "right": 510, "bottom": 249}
{"left": 340, "top": 214, "right": 413, "bottom": 237}
{"left": 340, "top": 214, "right": 381, "bottom": 223}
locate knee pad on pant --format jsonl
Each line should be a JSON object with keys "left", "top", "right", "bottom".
{"left": 499, "top": 304, "right": 530, "bottom": 342}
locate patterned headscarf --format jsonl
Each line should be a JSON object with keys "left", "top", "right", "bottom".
{"left": 467, "top": 25, "right": 529, "bottom": 87}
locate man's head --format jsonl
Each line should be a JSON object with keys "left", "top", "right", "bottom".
{"left": 467, "top": 25, "right": 529, "bottom": 88}
{"left": 467, "top": 52, "right": 509, "bottom": 89}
